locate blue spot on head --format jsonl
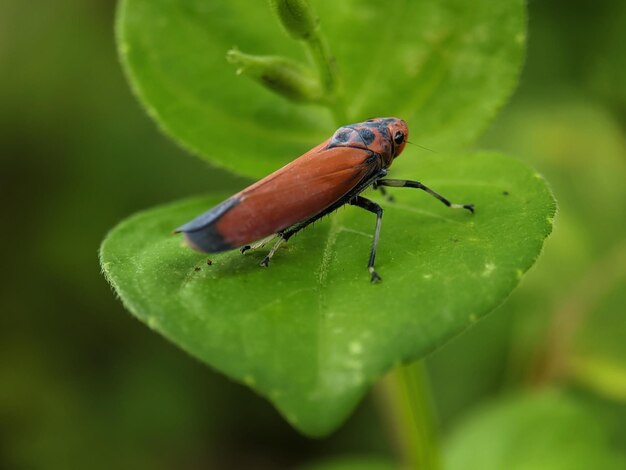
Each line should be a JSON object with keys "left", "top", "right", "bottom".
{"left": 359, "top": 128, "right": 375, "bottom": 145}
{"left": 329, "top": 127, "right": 359, "bottom": 148}
{"left": 334, "top": 130, "right": 350, "bottom": 143}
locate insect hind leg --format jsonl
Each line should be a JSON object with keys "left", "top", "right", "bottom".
{"left": 240, "top": 234, "right": 277, "bottom": 254}
{"left": 257, "top": 203, "right": 337, "bottom": 268}
{"left": 260, "top": 236, "right": 287, "bottom": 267}
{"left": 256, "top": 170, "right": 384, "bottom": 269}
{"left": 258, "top": 220, "right": 311, "bottom": 268}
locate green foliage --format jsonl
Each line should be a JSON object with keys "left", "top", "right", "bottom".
{"left": 445, "top": 392, "right": 626, "bottom": 469}
{"left": 269, "top": 0, "right": 320, "bottom": 41}
{"left": 100, "top": 152, "right": 555, "bottom": 436}
{"left": 103, "top": 0, "right": 555, "bottom": 440}
{"left": 572, "top": 274, "right": 626, "bottom": 400}
{"left": 6, "top": 0, "right": 626, "bottom": 467}
{"left": 117, "top": 0, "right": 525, "bottom": 177}
{"left": 300, "top": 456, "right": 397, "bottom": 470}
{"left": 480, "top": 99, "right": 626, "bottom": 402}
{"left": 226, "top": 49, "right": 324, "bottom": 103}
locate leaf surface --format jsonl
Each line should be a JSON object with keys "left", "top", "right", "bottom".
{"left": 445, "top": 392, "right": 626, "bottom": 470}
{"left": 117, "top": 0, "right": 525, "bottom": 177}
{"left": 100, "top": 152, "right": 555, "bottom": 436}
{"left": 300, "top": 457, "right": 397, "bottom": 470}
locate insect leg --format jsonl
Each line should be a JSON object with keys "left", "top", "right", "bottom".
{"left": 350, "top": 196, "right": 384, "bottom": 283}
{"left": 257, "top": 169, "right": 385, "bottom": 269}
{"left": 260, "top": 236, "right": 286, "bottom": 267}
{"left": 376, "top": 184, "right": 395, "bottom": 203}
{"left": 258, "top": 197, "right": 353, "bottom": 268}
{"left": 241, "top": 234, "right": 277, "bottom": 254}
{"left": 372, "top": 172, "right": 394, "bottom": 202}
{"left": 279, "top": 195, "right": 349, "bottom": 240}
{"left": 377, "top": 179, "right": 474, "bottom": 213}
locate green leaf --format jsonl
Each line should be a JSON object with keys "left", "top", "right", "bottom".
{"left": 480, "top": 98, "right": 626, "bottom": 400}
{"left": 269, "top": 0, "right": 320, "bottom": 42}
{"left": 100, "top": 151, "right": 555, "bottom": 436}
{"left": 299, "top": 456, "right": 397, "bottom": 470}
{"left": 445, "top": 391, "right": 626, "bottom": 470}
{"left": 117, "top": 0, "right": 525, "bottom": 178}
{"left": 571, "top": 269, "right": 626, "bottom": 401}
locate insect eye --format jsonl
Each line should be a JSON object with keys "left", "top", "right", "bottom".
{"left": 394, "top": 131, "right": 405, "bottom": 145}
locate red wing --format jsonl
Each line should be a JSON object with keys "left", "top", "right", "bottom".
{"left": 216, "top": 145, "right": 379, "bottom": 247}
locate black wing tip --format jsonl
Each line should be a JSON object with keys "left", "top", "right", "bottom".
{"left": 174, "top": 221, "right": 196, "bottom": 234}
{"left": 175, "top": 222, "right": 234, "bottom": 253}
{"left": 180, "top": 229, "right": 234, "bottom": 253}
{"left": 176, "top": 196, "right": 241, "bottom": 233}
{"left": 174, "top": 196, "right": 242, "bottom": 252}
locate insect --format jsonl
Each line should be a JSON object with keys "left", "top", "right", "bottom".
{"left": 175, "top": 117, "right": 474, "bottom": 282}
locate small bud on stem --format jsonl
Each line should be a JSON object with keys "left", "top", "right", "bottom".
{"left": 268, "top": 0, "right": 319, "bottom": 41}
{"left": 226, "top": 49, "right": 323, "bottom": 103}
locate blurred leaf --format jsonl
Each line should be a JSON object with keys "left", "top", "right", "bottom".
{"left": 117, "top": 0, "right": 525, "bottom": 177}
{"left": 481, "top": 99, "right": 626, "bottom": 397}
{"left": 482, "top": 100, "right": 626, "bottom": 254}
{"left": 100, "top": 152, "right": 554, "bottom": 436}
{"left": 299, "top": 456, "right": 396, "bottom": 470}
{"left": 446, "top": 392, "right": 626, "bottom": 470}
{"left": 445, "top": 391, "right": 626, "bottom": 470}
{"left": 523, "top": 1, "right": 626, "bottom": 113}
{"left": 585, "top": 2, "right": 626, "bottom": 112}
{"left": 571, "top": 256, "right": 626, "bottom": 401}
{"left": 426, "top": 304, "right": 515, "bottom": 429}
{"left": 571, "top": 356, "right": 626, "bottom": 403}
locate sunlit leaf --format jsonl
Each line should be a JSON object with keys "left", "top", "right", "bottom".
{"left": 117, "top": 0, "right": 525, "bottom": 177}
{"left": 100, "top": 152, "right": 555, "bottom": 435}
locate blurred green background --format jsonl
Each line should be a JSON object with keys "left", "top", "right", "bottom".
{"left": 1, "top": 0, "right": 624, "bottom": 469}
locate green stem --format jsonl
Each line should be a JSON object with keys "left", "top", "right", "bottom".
{"left": 305, "top": 33, "right": 347, "bottom": 124}
{"left": 375, "top": 361, "right": 442, "bottom": 470}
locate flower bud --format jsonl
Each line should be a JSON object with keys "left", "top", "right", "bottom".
{"left": 226, "top": 49, "right": 323, "bottom": 103}
{"left": 269, "top": 0, "right": 319, "bottom": 41}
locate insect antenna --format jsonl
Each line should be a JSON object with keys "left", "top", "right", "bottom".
{"left": 406, "top": 140, "right": 437, "bottom": 154}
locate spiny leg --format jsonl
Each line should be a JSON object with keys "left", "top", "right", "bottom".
{"left": 255, "top": 170, "right": 386, "bottom": 269}
{"left": 257, "top": 216, "right": 318, "bottom": 268}
{"left": 260, "top": 236, "right": 287, "bottom": 267}
{"left": 259, "top": 194, "right": 355, "bottom": 267}
{"left": 240, "top": 234, "right": 276, "bottom": 254}
{"left": 377, "top": 179, "right": 474, "bottom": 213}
{"left": 350, "top": 196, "right": 384, "bottom": 283}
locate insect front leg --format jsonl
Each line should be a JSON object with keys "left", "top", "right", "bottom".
{"left": 375, "top": 183, "right": 395, "bottom": 203}
{"left": 377, "top": 179, "right": 474, "bottom": 213}
{"left": 350, "top": 196, "right": 384, "bottom": 283}
{"left": 373, "top": 171, "right": 394, "bottom": 203}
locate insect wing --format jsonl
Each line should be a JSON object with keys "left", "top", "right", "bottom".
{"left": 216, "top": 144, "right": 378, "bottom": 247}
{"left": 178, "top": 144, "right": 378, "bottom": 252}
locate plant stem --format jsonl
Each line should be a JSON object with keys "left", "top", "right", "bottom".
{"left": 375, "top": 361, "right": 442, "bottom": 470}
{"left": 305, "top": 33, "right": 347, "bottom": 124}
